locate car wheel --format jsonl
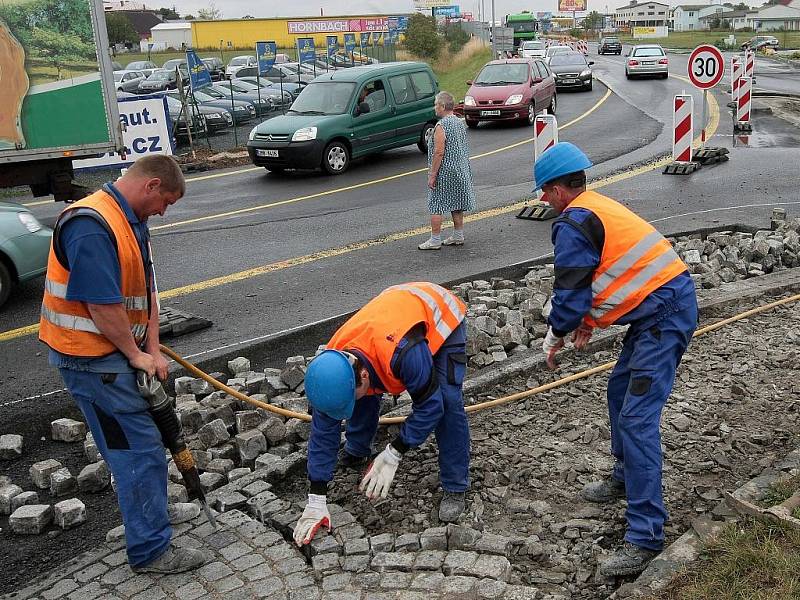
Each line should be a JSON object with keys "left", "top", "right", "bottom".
{"left": 526, "top": 102, "right": 536, "bottom": 126}
{"left": 548, "top": 94, "right": 557, "bottom": 115}
{"left": 0, "top": 260, "right": 12, "bottom": 309}
{"left": 466, "top": 119, "right": 479, "bottom": 129}
{"left": 625, "top": 69, "right": 631, "bottom": 79}
{"left": 321, "top": 141, "right": 349, "bottom": 175}
{"left": 418, "top": 122, "right": 434, "bottom": 153}
{"left": 661, "top": 72, "right": 669, "bottom": 79}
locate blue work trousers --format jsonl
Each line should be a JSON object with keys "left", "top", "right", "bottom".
{"left": 607, "top": 296, "right": 697, "bottom": 551}
{"left": 344, "top": 326, "right": 471, "bottom": 492}
{"left": 60, "top": 369, "right": 171, "bottom": 567}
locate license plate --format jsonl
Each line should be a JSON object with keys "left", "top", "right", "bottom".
{"left": 641, "top": 60, "right": 655, "bottom": 65}
{"left": 480, "top": 110, "right": 501, "bottom": 116}
{"left": 257, "top": 149, "right": 279, "bottom": 158}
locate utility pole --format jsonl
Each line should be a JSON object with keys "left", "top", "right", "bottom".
{"left": 491, "top": 0, "right": 496, "bottom": 57}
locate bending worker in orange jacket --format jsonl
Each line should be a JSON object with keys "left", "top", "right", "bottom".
{"left": 293, "top": 282, "right": 471, "bottom": 546}
{"left": 534, "top": 142, "right": 698, "bottom": 577}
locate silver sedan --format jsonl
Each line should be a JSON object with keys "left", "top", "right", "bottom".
{"left": 625, "top": 45, "right": 669, "bottom": 79}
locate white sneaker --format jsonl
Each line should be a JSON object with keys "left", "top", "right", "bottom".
{"left": 442, "top": 236, "right": 464, "bottom": 246}
{"left": 418, "top": 238, "right": 442, "bottom": 250}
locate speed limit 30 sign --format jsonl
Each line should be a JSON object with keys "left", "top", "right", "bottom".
{"left": 688, "top": 44, "right": 725, "bottom": 89}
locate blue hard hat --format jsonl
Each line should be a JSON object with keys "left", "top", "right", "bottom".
{"left": 305, "top": 350, "right": 356, "bottom": 420}
{"left": 533, "top": 142, "right": 593, "bottom": 191}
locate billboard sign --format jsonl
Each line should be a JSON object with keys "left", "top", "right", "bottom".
{"left": 186, "top": 49, "right": 211, "bottom": 91}
{"left": 256, "top": 41, "right": 277, "bottom": 75}
{"left": 297, "top": 37, "right": 315, "bottom": 64}
{"left": 537, "top": 11, "right": 553, "bottom": 19}
{"left": 75, "top": 96, "right": 173, "bottom": 170}
{"left": 558, "top": 0, "right": 586, "bottom": 11}
{"left": 288, "top": 19, "right": 349, "bottom": 34}
{"left": 413, "top": 0, "right": 451, "bottom": 7}
{"left": 387, "top": 16, "right": 409, "bottom": 31}
{"left": 433, "top": 5, "right": 461, "bottom": 17}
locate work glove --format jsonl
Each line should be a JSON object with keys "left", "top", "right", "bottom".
{"left": 293, "top": 494, "right": 331, "bottom": 546}
{"left": 359, "top": 444, "right": 402, "bottom": 500}
{"left": 542, "top": 326, "right": 565, "bottom": 370}
{"left": 571, "top": 323, "right": 594, "bottom": 350}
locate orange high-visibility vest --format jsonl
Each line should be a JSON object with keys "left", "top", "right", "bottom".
{"left": 327, "top": 282, "right": 466, "bottom": 394}
{"left": 567, "top": 191, "right": 687, "bottom": 329}
{"left": 39, "top": 189, "right": 149, "bottom": 357}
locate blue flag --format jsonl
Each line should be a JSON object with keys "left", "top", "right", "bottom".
{"left": 360, "top": 32, "right": 371, "bottom": 47}
{"left": 297, "top": 37, "right": 315, "bottom": 64}
{"left": 326, "top": 35, "right": 338, "bottom": 60}
{"left": 186, "top": 49, "right": 211, "bottom": 91}
{"left": 256, "top": 41, "right": 277, "bottom": 75}
{"left": 373, "top": 32, "right": 383, "bottom": 46}
{"left": 344, "top": 33, "right": 356, "bottom": 54}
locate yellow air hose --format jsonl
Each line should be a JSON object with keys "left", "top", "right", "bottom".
{"left": 160, "top": 291, "right": 800, "bottom": 425}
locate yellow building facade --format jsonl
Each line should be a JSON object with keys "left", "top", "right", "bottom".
{"left": 190, "top": 15, "right": 402, "bottom": 49}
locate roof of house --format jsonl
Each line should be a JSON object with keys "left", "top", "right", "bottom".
{"left": 151, "top": 21, "right": 191, "bottom": 30}
{"left": 117, "top": 10, "right": 162, "bottom": 36}
{"left": 615, "top": 0, "right": 670, "bottom": 10}
{"left": 673, "top": 4, "right": 710, "bottom": 10}
{"left": 699, "top": 9, "right": 749, "bottom": 18}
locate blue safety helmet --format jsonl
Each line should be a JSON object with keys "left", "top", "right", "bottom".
{"left": 305, "top": 350, "right": 356, "bottom": 420}
{"left": 533, "top": 142, "right": 593, "bottom": 192}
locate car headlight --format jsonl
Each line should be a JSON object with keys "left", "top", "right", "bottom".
{"left": 292, "top": 126, "right": 317, "bottom": 142}
{"left": 249, "top": 126, "right": 258, "bottom": 141}
{"left": 464, "top": 95, "right": 476, "bottom": 106}
{"left": 235, "top": 106, "right": 246, "bottom": 111}
{"left": 505, "top": 94, "right": 523, "bottom": 105}
{"left": 18, "top": 211, "right": 42, "bottom": 233}
{"left": 206, "top": 112, "right": 222, "bottom": 119}
{"left": 580, "top": 70, "right": 592, "bottom": 77}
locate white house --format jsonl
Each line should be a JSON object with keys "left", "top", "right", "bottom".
{"left": 672, "top": 4, "right": 710, "bottom": 31}
{"left": 615, "top": 0, "right": 670, "bottom": 28}
{"left": 754, "top": 1, "right": 800, "bottom": 31}
{"left": 699, "top": 8, "right": 758, "bottom": 30}
{"left": 149, "top": 22, "right": 192, "bottom": 50}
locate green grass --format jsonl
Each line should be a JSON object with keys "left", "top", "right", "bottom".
{"left": 431, "top": 45, "right": 492, "bottom": 102}
{"left": 658, "top": 518, "right": 800, "bottom": 600}
{"left": 760, "top": 474, "right": 800, "bottom": 508}
{"left": 615, "top": 30, "right": 800, "bottom": 50}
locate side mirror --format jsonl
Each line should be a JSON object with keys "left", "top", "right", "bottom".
{"left": 357, "top": 101, "right": 370, "bottom": 115}
{"left": 532, "top": 78, "right": 542, "bottom": 85}
{"left": 466, "top": 80, "right": 473, "bottom": 86}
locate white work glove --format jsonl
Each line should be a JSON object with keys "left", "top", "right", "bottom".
{"left": 293, "top": 494, "right": 331, "bottom": 546}
{"left": 542, "top": 326, "right": 565, "bottom": 370}
{"left": 359, "top": 444, "right": 402, "bottom": 500}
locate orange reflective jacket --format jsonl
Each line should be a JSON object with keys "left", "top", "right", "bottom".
{"left": 567, "top": 191, "right": 687, "bottom": 329}
{"left": 39, "top": 189, "right": 149, "bottom": 357}
{"left": 327, "top": 282, "right": 466, "bottom": 394}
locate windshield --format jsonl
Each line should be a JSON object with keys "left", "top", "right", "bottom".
{"left": 230, "top": 57, "right": 251, "bottom": 66}
{"left": 289, "top": 81, "right": 355, "bottom": 115}
{"left": 633, "top": 47, "right": 665, "bottom": 57}
{"left": 128, "top": 61, "right": 149, "bottom": 69}
{"left": 203, "top": 87, "right": 228, "bottom": 98}
{"left": 193, "top": 90, "right": 216, "bottom": 102}
{"left": 550, "top": 54, "right": 587, "bottom": 66}
{"left": 522, "top": 41, "right": 544, "bottom": 50}
{"left": 164, "top": 95, "right": 182, "bottom": 110}
{"left": 230, "top": 81, "right": 258, "bottom": 91}
{"left": 547, "top": 47, "right": 570, "bottom": 56}
{"left": 114, "top": 72, "right": 123, "bottom": 81}
{"left": 509, "top": 20, "right": 536, "bottom": 33}
{"left": 474, "top": 63, "right": 529, "bottom": 85}
{"left": 603, "top": 38, "right": 619, "bottom": 43}
{"left": 149, "top": 71, "right": 171, "bottom": 81}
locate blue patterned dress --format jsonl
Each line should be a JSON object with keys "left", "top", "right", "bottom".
{"left": 427, "top": 115, "right": 476, "bottom": 215}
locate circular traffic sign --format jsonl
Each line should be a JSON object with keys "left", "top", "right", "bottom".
{"left": 687, "top": 44, "right": 725, "bottom": 89}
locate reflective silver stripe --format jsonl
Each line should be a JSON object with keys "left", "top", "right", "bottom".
{"left": 44, "top": 279, "right": 69, "bottom": 299}
{"left": 124, "top": 296, "right": 148, "bottom": 310}
{"left": 131, "top": 324, "right": 148, "bottom": 339}
{"left": 592, "top": 231, "right": 664, "bottom": 296}
{"left": 590, "top": 248, "right": 681, "bottom": 320}
{"left": 390, "top": 284, "right": 456, "bottom": 341}
{"left": 41, "top": 305, "right": 101, "bottom": 335}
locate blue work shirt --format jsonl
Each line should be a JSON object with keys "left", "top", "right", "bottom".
{"left": 48, "top": 183, "right": 153, "bottom": 372}
{"left": 549, "top": 207, "right": 694, "bottom": 336}
{"left": 307, "top": 330, "right": 445, "bottom": 486}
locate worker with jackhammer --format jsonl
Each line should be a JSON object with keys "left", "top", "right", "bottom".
{"left": 39, "top": 156, "right": 208, "bottom": 574}
{"left": 293, "top": 282, "right": 471, "bottom": 546}
{"left": 533, "top": 143, "right": 698, "bottom": 577}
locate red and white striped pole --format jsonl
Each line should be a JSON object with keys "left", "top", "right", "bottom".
{"left": 731, "top": 56, "right": 742, "bottom": 103}
{"left": 672, "top": 94, "right": 693, "bottom": 163}
{"left": 744, "top": 49, "right": 755, "bottom": 79}
{"left": 534, "top": 114, "right": 559, "bottom": 161}
{"left": 580, "top": 40, "right": 588, "bottom": 55}
{"left": 737, "top": 76, "right": 752, "bottom": 124}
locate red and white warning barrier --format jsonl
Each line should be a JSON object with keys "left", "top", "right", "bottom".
{"left": 672, "top": 94, "right": 694, "bottom": 163}
{"left": 737, "top": 76, "right": 752, "bottom": 124}
{"left": 534, "top": 114, "right": 558, "bottom": 160}
{"left": 579, "top": 40, "right": 588, "bottom": 55}
{"left": 744, "top": 49, "right": 755, "bottom": 79}
{"left": 731, "top": 56, "right": 743, "bottom": 102}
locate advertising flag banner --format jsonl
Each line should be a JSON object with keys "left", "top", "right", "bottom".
{"left": 344, "top": 33, "right": 356, "bottom": 53}
{"left": 186, "top": 49, "right": 211, "bottom": 91}
{"left": 373, "top": 31, "right": 383, "bottom": 46}
{"left": 297, "top": 37, "right": 316, "bottom": 64}
{"left": 326, "top": 35, "right": 338, "bottom": 60}
{"left": 360, "top": 32, "right": 372, "bottom": 47}
{"left": 256, "top": 41, "right": 277, "bottom": 75}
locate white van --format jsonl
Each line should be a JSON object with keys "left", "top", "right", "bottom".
{"left": 520, "top": 40, "right": 546, "bottom": 59}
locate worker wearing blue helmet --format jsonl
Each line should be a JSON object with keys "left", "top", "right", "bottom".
{"left": 293, "top": 282, "right": 471, "bottom": 547}
{"left": 533, "top": 142, "right": 698, "bottom": 577}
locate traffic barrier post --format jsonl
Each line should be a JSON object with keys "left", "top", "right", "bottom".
{"left": 735, "top": 75, "right": 753, "bottom": 132}
{"left": 664, "top": 94, "right": 700, "bottom": 174}
{"left": 730, "top": 56, "right": 742, "bottom": 107}
{"left": 518, "top": 113, "right": 560, "bottom": 221}
{"left": 685, "top": 44, "right": 730, "bottom": 166}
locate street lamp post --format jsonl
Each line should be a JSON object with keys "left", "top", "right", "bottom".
{"left": 491, "top": 0, "right": 496, "bottom": 57}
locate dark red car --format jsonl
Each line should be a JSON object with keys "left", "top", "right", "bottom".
{"left": 463, "top": 58, "right": 557, "bottom": 128}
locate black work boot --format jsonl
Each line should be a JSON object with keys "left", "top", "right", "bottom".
{"left": 438, "top": 491, "right": 466, "bottom": 523}
{"left": 581, "top": 477, "right": 626, "bottom": 503}
{"left": 598, "top": 542, "right": 659, "bottom": 577}
{"left": 338, "top": 450, "right": 373, "bottom": 470}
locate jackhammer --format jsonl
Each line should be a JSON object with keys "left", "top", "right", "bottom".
{"left": 136, "top": 371, "right": 219, "bottom": 529}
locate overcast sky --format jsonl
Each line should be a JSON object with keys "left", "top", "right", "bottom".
{"left": 166, "top": 0, "right": 762, "bottom": 19}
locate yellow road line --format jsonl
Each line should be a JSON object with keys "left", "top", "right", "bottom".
{"left": 0, "top": 84, "right": 715, "bottom": 344}
{"left": 150, "top": 88, "right": 613, "bottom": 232}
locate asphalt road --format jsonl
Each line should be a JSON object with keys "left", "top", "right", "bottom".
{"left": 1, "top": 47, "right": 799, "bottom": 416}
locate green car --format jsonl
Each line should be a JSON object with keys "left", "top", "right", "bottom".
{"left": 247, "top": 62, "right": 439, "bottom": 175}
{"left": 0, "top": 202, "right": 52, "bottom": 308}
